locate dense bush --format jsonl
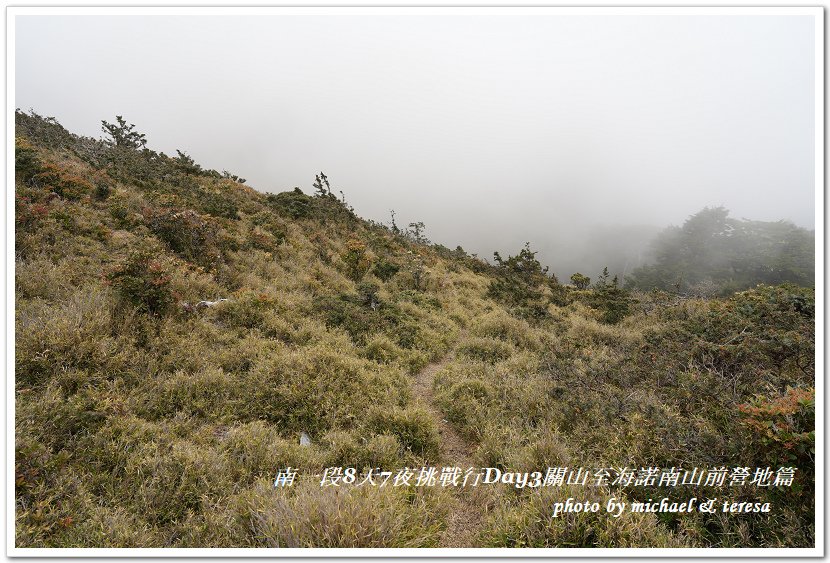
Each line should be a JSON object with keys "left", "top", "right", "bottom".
{"left": 314, "top": 291, "right": 435, "bottom": 351}
{"left": 238, "top": 480, "right": 447, "bottom": 547}
{"left": 16, "top": 109, "right": 79, "bottom": 151}
{"left": 739, "top": 386, "right": 814, "bottom": 469}
{"left": 580, "top": 287, "right": 635, "bottom": 325}
{"left": 479, "top": 484, "right": 688, "bottom": 547}
{"left": 342, "top": 238, "right": 372, "bottom": 281}
{"left": 266, "top": 188, "right": 313, "bottom": 219}
{"left": 105, "top": 244, "right": 176, "bottom": 316}
{"left": 199, "top": 191, "right": 239, "bottom": 220}
{"left": 470, "top": 309, "right": 540, "bottom": 349}
{"left": 15, "top": 137, "right": 42, "bottom": 183}
{"left": 33, "top": 162, "right": 95, "bottom": 200}
{"left": 570, "top": 272, "right": 590, "bottom": 290}
{"left": 146, "top": 208, "right": 221, "bottom": 269}
{"left": 368, "top": 406, "right": 441, "bottom": 461}
{"left": 486, "top": 243, "right": 556, "bottom": 319}
{"left": 213, "top": 289, "right": 276, "bottom": 329}
{"left": 457, "top": 336, "right": 514, "bottom": 364}
{"left": 372, "top": 258, "right": 400, "bottom": 282}
{"left": 684, "top": 284, "right": 814, "bottom": 382}
{"left": 15, "top": 195, "right": 49, "bottom": 231}
{"left": 488, "top": 243, "right": 553, "bottom": 305}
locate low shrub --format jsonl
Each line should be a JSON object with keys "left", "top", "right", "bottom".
{"left": 247, "top": 225, "right": 282, "bottom": 253}
{"left": 738, "top": 386, "right": 814, "bottom": 469}
{"left": 241, "top": 345, "right": 409, "bottom": 437}
{"left": 33, "top": 162, "right": 94, "bottom": 200}
{"left": 16, "top": 289, "right": 128, "bottom": 386}
{"left": 107, "top": 191, "right": 144, "bottom": 229}
{"left": 315, "top": 292, "right": 416, "bottom": 347}
{"left": 434, "top": 378, "right": 492, "bottom": 441}
{"left": 479, "top": 483, "right": 688, "bottom": 547}
{"left": 15, "top": 195, "right": 50, "bottom": 231}
{"left": 129, "top": 439, "right": 232, "bottom": 526}
{"left": 320, "top": 430, "right": 404, "bottom": 471}
{"left": 105, "top": 243, "right": 176, "bottom": 316}
{"left": 221, "top": 420, "right": 323, "bottom": 481}
{"left": 342, "top": 238, "right": 373, "bottom": 282}
{"left": 361, "top": 335, "right": 404, "bottom": 365}
{"left": 17, "top": 381, "right": 110, "bottom": 452}
{"left": 213, "top": 289, "right": 276, "bottom": 329}
{"left": 470, "top": 310, "right": 539, "bottom": 350}
{"left": 372, "top": 259, "right": 400, "bottom": 282}
{"left": 266, "top": 188, "right": 313, "bottom": 219}
{"left": 146, "top": 208, "right": 221, "bottom": 270}
{"left": 137, "top": 367, "right": 236, "bottom": 421}
{"left": 15, "top": 136, "right": 43, "bottom": 183}
{"left": 457, "top": 336, "right": 514, "bottom": 364}
{"left": 235, "top": 479, "right": 447, "bottom": 547}
{"left": 368, "top": 406, "right": 441, "bottom": 462}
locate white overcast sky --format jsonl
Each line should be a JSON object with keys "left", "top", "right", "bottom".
{"left": 14, "top": 11, "right": 817, "bottom": 274}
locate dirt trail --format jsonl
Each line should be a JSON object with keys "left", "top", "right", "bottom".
{"left": 412, "top": 348, "right": 484, "bottom": 548}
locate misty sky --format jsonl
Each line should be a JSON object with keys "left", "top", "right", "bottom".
{"left": 15, "top": 12, "right": 817, "bottom": 277}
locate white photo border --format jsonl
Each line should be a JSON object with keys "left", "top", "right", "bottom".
{"left": 5, "top": 4, "right": 824, "bottom": 559}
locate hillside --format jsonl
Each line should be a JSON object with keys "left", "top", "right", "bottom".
{"left": 14, "top": 110, "right": 815, "bottom": 548}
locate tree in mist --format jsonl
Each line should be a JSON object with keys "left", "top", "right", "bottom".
{"left": 592, "top": 267, "right": 618, "bottom": 290}
{"left": 101, "top": 116, "right": 147, "bottom": 149}
{"left": 488, "top": 242, "right": 557, "bottom": 319}
{"left": 626, "top": 206, "right": 814, "bottom": 295}
{"left": 407, "top": 221, "right": 428, "bottom": 245}
{"left": 389, "top": 209, "right": 400, "bottom": 234}
{"left": 584, "top": 266, "right": 633, "bottom": 324}
{"left": 174, "top": 150, "right": 202, "bottom": 175}
{"left": 570, "top": 272, "right": 591, "bottom": 290}
{"left": 313, "top": 172, "right": 331, "bottom": 197}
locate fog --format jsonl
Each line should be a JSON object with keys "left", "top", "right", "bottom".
{"left": 14, "top": 12, "right": 817, "bottom": 279}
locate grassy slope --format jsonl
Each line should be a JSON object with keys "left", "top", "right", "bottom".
{"left": 14, "top": 112, "right": 815, "bottom": 548}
